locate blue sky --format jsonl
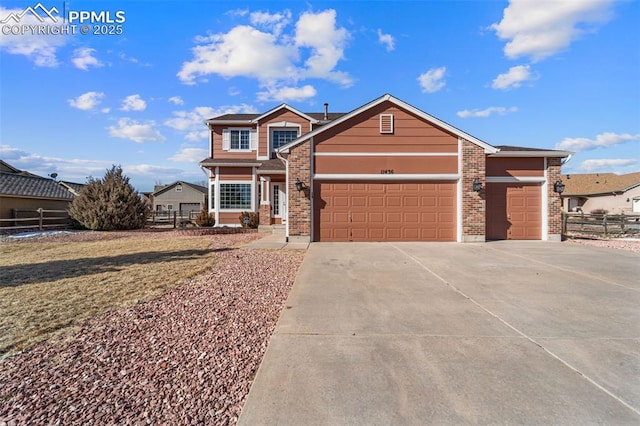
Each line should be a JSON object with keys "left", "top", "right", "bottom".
{"left": 1, "top": 0, "right": 638, "bottom": 192}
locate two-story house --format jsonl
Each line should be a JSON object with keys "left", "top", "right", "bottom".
{"left": 200, "top": 94, "right": 571, "bottom": 243}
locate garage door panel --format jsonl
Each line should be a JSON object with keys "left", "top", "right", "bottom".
{"left": 315, "top": 181, "right": 456, "bottom": 242}
{"left": 486, "top": 183, "right": 541, "bottom": 240}
{"left": 369, "top": 196, "right": 384, "bottom": 207}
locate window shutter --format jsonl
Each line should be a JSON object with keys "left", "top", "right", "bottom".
{"left": 222, "top": 129, "right": 230, "bottom": 150}
{"left": 380, "top": 114, "right": 394, "bottom": 134}
{"left": 250, "top": 129, "right": 258, "bottom": 151}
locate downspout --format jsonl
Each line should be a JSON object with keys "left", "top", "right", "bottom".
{"left": 275, "top": 150, "right": 289, "bottom": 242}
{"left": 310, "top": 136, "right": 314, "bottom": 242}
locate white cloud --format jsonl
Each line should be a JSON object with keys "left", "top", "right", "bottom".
{"left": 68, "top": 91, "right": 105, "bottom": 111}
{"left": 556, "top": 132, "right": 640, "bottom": 152}
{"left": 71, "top": 47, "right": 103, "bottom": 71}
{"left": 492, "top": 64, "right": 533, "bottom": 90}
{"left": 0, "top": 144, "right": 111, "bottom": 181}
{"left": 417, "top": 67, "right": 446, "bottom": 93}
{"left": 168, "top": 96, "right": 184, "bottom": 105}
{"left": 491, "top": 0, "right": 614, "bottom": 61}
{"left": 457, "top": 106, "right": 518, "bottom": 118}
{"left": 295, "top": 9, "right": 352, "bottom": 86}
{"left": 178, "top": 25, "right": 298, "bottom": 84}
{"left": 0, "top": 6, "right": 68, "bottom": 67}
{"left": 257, "top": 84, "right": 317, "bottom": 102}
{"left": 164, "top": 104, "right": 257, "bottom": 141}
{"left": 177, "top": 8, "right": 351, "bottom": 90}
{"left": 377, "top": 29, "right": 395, "bottom": 51}
{"left": 250, "top": 10, "right": 291, "bottom": 36}
{"left": 579, "top": 158, "right": 638, "bottom": 172}
{"left": 169, "top": 148, "right": 209, "bottom": 163}
{"left": 108, "top": 118, "right": 166, "bottom": 143}
{"left": 120, "top": 94, "right": 147, "bottom": 111}
{"left": 125, "top": 164, "right": 184, "bottom": 176}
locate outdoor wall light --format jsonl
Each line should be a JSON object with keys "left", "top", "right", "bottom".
{"left": 295, "top": 178, "right": 306, "bottom": 191}
{"left": 553, "top": 180, "right": 565, "bottom": 194}
{"left": 472, "top": 178, "right": 483, "bottom": 192}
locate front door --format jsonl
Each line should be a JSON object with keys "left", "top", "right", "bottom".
{"left": 272, "top": 184, "right": 287, "bottom": 224}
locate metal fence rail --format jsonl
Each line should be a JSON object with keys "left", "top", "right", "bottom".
{"left": 0, "top": 209, "right": 69, "bottom": 231}
{"left": 563, "top": 212, "right": 640, "bottom": 238}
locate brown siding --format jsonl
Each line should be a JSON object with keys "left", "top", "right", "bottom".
{"left": 0, "top": 196, "right": 70, "bottom": 226}
{"left": 313, "top": 101, "right": 458, "bottom": 153}
{"left": 486, "top": 157, "right": 545, "bottom": 177}
{"left": 218, "top": 167, "right": 254, "bottom": 180}
{"left": 218, "top": 212, "right": 241, "bottom": 225}
{"left": 211, "top": 126, "right": 257, "bottom": 159}
{"left": 314, "top": 156, "right": 457, "bottom": 175}
{"left": 258, "top": 109, "right": 313, "bottom": 158}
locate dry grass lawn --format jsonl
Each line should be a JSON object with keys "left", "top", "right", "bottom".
{"left": 0, "top": 233, "right": 219, "bottom": 357}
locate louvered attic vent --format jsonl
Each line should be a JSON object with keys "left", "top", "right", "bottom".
{"left": 379, "top": 114, "right": 394, "bottom": 134}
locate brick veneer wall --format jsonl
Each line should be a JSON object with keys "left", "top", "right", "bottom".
{"left": 547, "top": 157, "right": 563, "bottom": 240}
{"left": 287, "top": 142, "right": 311, "bottom": 239}
{"left": 462, "top": 139, "right": 486, "bottom": 242}
{"left": 259, "top": 204, "right": 271, "bottom": 226}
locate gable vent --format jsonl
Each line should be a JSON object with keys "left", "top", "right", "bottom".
{"left": 380, "top": 114, "right": 394, "bottom": 134}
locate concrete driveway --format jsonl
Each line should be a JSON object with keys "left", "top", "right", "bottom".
{"left": 239, "top": 241, "right": 640, "bottom": 425}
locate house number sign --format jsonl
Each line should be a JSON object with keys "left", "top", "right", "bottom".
{"left": 380, "top": 169, "right": 394, "bottom": 174}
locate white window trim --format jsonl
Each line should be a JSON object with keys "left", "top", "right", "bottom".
{"left": 223, "top": 128, "right": 257, "bottom": 152}
{"left": 267, "top": 122, "right": 301, "bottom": 153}
{"left": 218, "top": 180, "right": 254, "bottom": 212}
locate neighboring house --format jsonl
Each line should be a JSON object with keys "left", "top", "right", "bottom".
{"left": 152, "top": 181, "right": 207, "bottom": 213}
{"left": 0, "top": 161, "right": 81, "bottom": 226}
{"left": 200, "top": 94, "right": 571, "bottom": 242}
{"left": 561, "top": 172, "right": 640, "bottom": 214}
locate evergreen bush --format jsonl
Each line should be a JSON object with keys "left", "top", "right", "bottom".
{"left": 68, "top": 165, "right": 149, "bottom": 231}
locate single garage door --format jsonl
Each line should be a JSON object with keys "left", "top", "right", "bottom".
{"left": 314, "top": 181, "right": 456, "bottom": 242}
{"left": 486, "top": 183, "right": 541, "bottom": 240}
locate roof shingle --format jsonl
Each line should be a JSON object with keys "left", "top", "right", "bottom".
{"left": 561, "top": 172, "right": 640, "bottom": 196}
{"left": 0, "top": 173, "right": 75, "bottom": 200}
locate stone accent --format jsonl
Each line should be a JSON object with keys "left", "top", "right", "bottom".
{"left": 547, "top": 157, "right": 563, "bottom": 240}
{"left": 259, "top": 204, "right": 271, "bottom": 226}
{"left": 287, "top": 142, "right": 312, "bottom": 238}
{"left": 461, "top": 139, "right": 486, "bottom": 242}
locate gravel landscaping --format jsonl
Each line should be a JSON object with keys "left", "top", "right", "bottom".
{"left": 0, "top": 233, "right": 305, "bottom": 425}
{"left": 568, "top": 237, "right": 640, "bottom": 253}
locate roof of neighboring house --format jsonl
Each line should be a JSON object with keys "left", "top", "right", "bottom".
{"left": 152, "top": 181, "right": 207, "bottom": 196}
{"left": 0, "top": 172, "right": 75, "bottom": 200}
{"left": 561, "top": 172, "right": 640, "bottom": 196}
{"left": 58, "top": 180, "right": 85, "bottom": 196}
{"left": 0, "top": 160, "right": 44, "bottom": 177}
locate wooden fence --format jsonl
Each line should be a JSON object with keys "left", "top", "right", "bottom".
{"left": 148, "top": 210, "right": 200, "bottom": 228}
{"left": 0, "top": 209, "right": 69, "bottom": 231}
{"left": 563, "top": 212, "right": 640, "bottom": 238}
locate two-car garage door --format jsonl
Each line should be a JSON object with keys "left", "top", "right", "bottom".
{"left": 314, "top": 181, "right": 456, "bottom": 242}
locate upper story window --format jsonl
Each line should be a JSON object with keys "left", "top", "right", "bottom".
{"left": 271, "top": 129, "right": 299, "bottom": 150}
{"left": 231, "top": 130, "right": 250, "bottom": 150}
{"left": 222, "top": 128, "right": 256, "bottom": 151}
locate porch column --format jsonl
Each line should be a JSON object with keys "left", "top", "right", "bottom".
{"left": 259, "top": 176, "right": 272, "bottom": 226}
